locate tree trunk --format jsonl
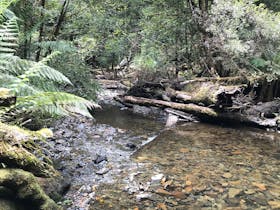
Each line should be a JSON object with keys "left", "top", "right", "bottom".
{"left": 121, "top": 96, "right": 218, "bottom": 117}
{"left": 35, "top": 0, "right": 46, "bottom": 61}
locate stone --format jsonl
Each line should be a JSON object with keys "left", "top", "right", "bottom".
{"left": 135, "top": 193, "right": 152, "bottom": 201}
{"left": 268, "top": 200, "right": 280, "bottom": 209}
{"left": 228, "top": 188, "right": 242, "bottom": 198}
{"left": 151, "top": 174, "right": 164, "bottom": 182}
{"left": 222, "top": 173, "right": 233, "bottom": 179}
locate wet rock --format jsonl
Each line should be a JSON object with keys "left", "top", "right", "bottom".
{"left": 222, "top": 173, "right": 233, "bottom": 179}
{"left": 93, "top": 155, "right": 108, "bottom": 164}
{"left": 135, "top": 193, "right": 152, "bottom": 201}
{"left": 126, "top": 143, "right": 137, "bottom": 150}
{"left": 96, "top": 167, "right": 111, "bottom": 175}
{"left": 268, "top": 200, "right": 280, "bottom": 209}
{"left": 228, "top": 188, "right": 242, "bottom": 198}
{"left": 151, "top": 174, "right": 164, "bottom": 182}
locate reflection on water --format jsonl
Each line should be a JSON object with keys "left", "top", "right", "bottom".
{"left": 91, "top": 122, "right": 280, "bottom": 210}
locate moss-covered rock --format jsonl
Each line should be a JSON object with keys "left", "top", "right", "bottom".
{"left": 0, "top": 169, "right": 60, "bottom": 210}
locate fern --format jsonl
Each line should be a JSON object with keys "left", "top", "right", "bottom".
{"left": 0, "top": 0, "right": 17, "bottom": 16}
{"left": 0, "top": 9, "right": 100, "bottom": 121}
{"left": 15, "top": 92, "right": 100, "bottom": 118}
{"left": 33, "top": 41, "right": 75, "bottom": 53}
{"left": 0, "top": 10, "right": 18, "bottom": 54}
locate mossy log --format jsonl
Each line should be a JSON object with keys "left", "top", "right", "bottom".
{"left": 0, "top": 141, "right": 57, "bottom": 177}
{"left": 0, "top": 88, "right": 16, "bottom": 107}
{"left": 0, "top": 169, "right": 59, "bottom": 210}
{"left": 166, "top": 84, "right": 245, "bottom": 107}
{"left": 0, "top": 122, "right": 56, "bottom": 177}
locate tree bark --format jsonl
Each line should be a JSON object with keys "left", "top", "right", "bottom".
{"left": 35, "top": 0, "right": 46, "bottom": 61}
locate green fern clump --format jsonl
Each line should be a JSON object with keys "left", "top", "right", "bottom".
{"left": 0, "top": 9, "right": 100, "bottom": 123}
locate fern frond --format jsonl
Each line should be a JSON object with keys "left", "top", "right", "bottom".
{"left": 16, "top": 92, "right": 100, "bottom": 118}
{"left": 0, "top": 54, "right": 72, "bottom": 85}
{"left": 0, "top": 0, "right": 17, "bottom": 15}
{"left": 0, "top": 10, "right": 18, "bottom": 54}
{"left": 34, "top": 41, "right": 75, "bottom": 53}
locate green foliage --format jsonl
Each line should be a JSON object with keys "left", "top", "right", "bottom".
{"left": 0, "top": 0, "right": 17, "bottom": 15}
{"left": 206, "top": 0, "right": 280, "bottom": 78}
{"left": 0, "top": 9, "right": 99, "bottom": 123}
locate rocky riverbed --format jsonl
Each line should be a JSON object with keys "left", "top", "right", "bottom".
{"left": 44, "top": 103, "right": 280, "bottom": 210}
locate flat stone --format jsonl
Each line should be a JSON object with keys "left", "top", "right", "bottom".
{"left": 244, "top": 189, "right": 255, "bottom": 195}
{"left": 135, "top": 193, "right": 152, "bottom": 201}
{"left": 268, "top": 200, "right": 280, "bottom": 209}
{"left": 151, "top": 174, "right": 164, "bottom": 182}
{"left": 228, "top": 188, "right": 242, "bottom": 198}
{"left": 222, "top": 173, "right": 233, "bottom": 179}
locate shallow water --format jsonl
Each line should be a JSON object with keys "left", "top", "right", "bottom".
{"left": 54, "top": 106, "right": 280, "bottom": 209}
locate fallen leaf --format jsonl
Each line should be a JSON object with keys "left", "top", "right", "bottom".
{"left": 157, "top": 203, "right": 167, "bottom": 210}
{"left": 156, "top": 188, "right": 172, "bottom": 196}
{"left": 252, "top": 182, "right": 266, "bottom": 191}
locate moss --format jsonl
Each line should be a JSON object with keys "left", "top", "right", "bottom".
{"left": 0, "top": 169, "right": 60, "bottom": 210}
{"left": 0, "top": 122, "right": 53, "bottom": 144}
{"left": 0, "top": 141, "right": 57, "bottom": 177}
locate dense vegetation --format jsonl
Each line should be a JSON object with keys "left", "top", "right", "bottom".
{"left": 0, "top": 0, "right": 280, "bottom": 209}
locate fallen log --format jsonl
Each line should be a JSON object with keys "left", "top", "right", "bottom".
{"left": 122, "top": 96, "right": 218, "bottom": 117}
{"left": 120, "top": 96, "right": 280, "bottom": 129}
{"left": 166, "top": 84, "right": 245, "bottom": 107}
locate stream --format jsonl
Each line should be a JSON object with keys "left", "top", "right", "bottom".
{"left": 49, "top": 105, "right": 280, "bottom": 210}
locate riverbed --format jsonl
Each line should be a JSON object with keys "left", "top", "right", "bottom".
{"left": 50, "top": 105, "right": 280, "bottom": 209}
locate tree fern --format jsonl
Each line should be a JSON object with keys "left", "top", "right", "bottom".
{"left": 0, "top": 10, "right": 18, "bottom": 54}
{"left": 0, "top": 9, "right": 100, "bottom": 121}
{"left": 0, "top": 0, "right": 17, "bottom": 16}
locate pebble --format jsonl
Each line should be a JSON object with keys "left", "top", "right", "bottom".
{"left": 96, "top": 167, "right": 111, "bottom": 175}
{"left": 228, "top": 188, "right": 242, "bottom": 198}
{"left": 135, "top": 193, "right": 152, "bottom": 201}
{"left": 222, "top": 173, "right": 233, "bottom": 179}
{"left": 151, "top": 174, "right": 164, "bottom": 182}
